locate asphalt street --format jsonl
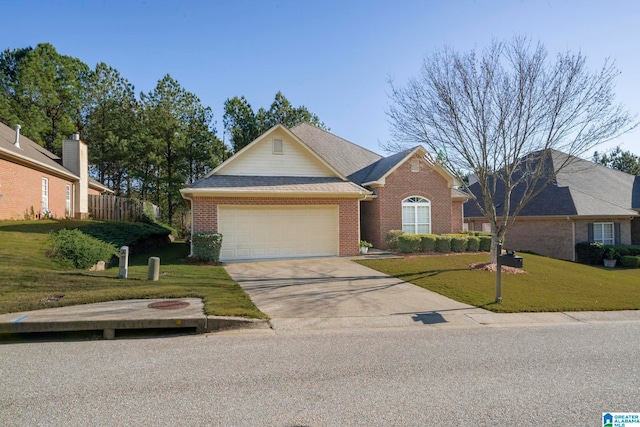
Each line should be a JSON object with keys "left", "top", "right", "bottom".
{"left": 1, "top": 322, "right": 638, "bottom": 426}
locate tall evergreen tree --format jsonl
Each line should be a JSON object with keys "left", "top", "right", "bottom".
{"left": 83, "top": 62, "right": 139, "bottom": 195}
{"left": 0, "top": 43, "right": 89, "bottom": 154}
{"left": 140, "top": 75, "right": 224, "bottom": 226}
{"left": 223, "top": 91, "right": 327, "bottom": 152}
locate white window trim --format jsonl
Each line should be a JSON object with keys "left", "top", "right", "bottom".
{"left": 593, "top": 222, "right": 614, "bottom": 245}
{"left": 402, "top": 196, "right": 431, "bottom": 234}
{"left": 42, "top": 177, "right": 49, "bottom": 214}
{"left": 65, "top": 184, "right": 71, "bottom": 217}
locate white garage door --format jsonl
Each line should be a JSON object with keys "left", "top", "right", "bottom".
{"left": 218, "top": 206, "right": 339, "bottom": 261}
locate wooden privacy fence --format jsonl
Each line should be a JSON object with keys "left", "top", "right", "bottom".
{"left": 88, "top": 195, "right": 160, "bottom": 222}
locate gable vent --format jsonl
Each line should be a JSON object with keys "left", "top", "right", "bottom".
{"left": 273, "top": 139, "right": 283, "bottom": 154}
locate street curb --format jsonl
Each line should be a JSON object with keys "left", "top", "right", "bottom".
{"left": 205, "top": 316, "right": 270, "bottom": 332}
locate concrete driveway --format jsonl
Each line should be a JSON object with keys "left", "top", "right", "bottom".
{"left": 224, "top": 257, "right": 489, "bottom": 330}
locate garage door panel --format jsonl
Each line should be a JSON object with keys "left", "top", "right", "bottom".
{"left": 218, "top": 206, "right": 338, "bottom": 260}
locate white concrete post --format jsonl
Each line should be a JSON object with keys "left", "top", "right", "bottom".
{"left": 118, "top": 246, "right": 129, "bottom": 279}
{"left": 148, "top": 257, "right": 160, "bottom": 281}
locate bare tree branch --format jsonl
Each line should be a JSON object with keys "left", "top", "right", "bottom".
{"left": 385, "top": 37, "right": 637, "bottom": 262}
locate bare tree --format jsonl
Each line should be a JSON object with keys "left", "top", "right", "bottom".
{"left": 386, "top": 37, "right": 637, "bottom": 262}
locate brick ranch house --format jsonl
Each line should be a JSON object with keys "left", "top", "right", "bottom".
{"left": 0, "top": 121, "right": 112, "bottom": 220}
{"left": 464, "top": 149, "right": 640, "bottom": 261}
{"left": 180, "top": 123, "right": 468, "bottom": 261}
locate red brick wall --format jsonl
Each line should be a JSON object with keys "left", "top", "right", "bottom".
{"left": 361, "top": 155, "right": 457, "bottom": 248}
{"left": 0, "top": 158, "right": 73, "bottom": 220}
{"left": 451, "top": 200, "right": 464, "bottom": 233}
{"left": 502, "top": 218, "right": 575, "bottom": 260}
{"left": 191, "top": 196, "right": 360, "bottom": 256}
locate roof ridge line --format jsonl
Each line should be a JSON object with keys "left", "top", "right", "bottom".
{"left": 291, "top": 123, "right": 383, "bottom": 160}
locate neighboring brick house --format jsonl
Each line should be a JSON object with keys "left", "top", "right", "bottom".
{"left": 464, "top": 149, "right": 640, "bottom": 261}
{"left": 0, "top": 122, "right": 112, "bottom": 220}
{"left": 180, "top": 123, "right": 467, "bottom": 261}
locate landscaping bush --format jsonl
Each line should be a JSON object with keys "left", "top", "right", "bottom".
{"left": 608, "top": 245, "right": 640, "bottom": 257}
{"left": 81, "top": 221, "right": 174, "bottom": 249}
{"left": 478, "top": 236, "right": 492, "bottom": 252}
{"left": 398, "top": 234, "right": 422, "bottom": 253}
{"left": 450, "top": 236, "right": 468, "bottom": 252}
{"left": 49, "top": 229, "right": 119, "bottom": 269}
{"left": 385, "top": 229, "right": 404, "bottom": 251}
{"left": 466, "top": 236, "right": 480, "bottom": 252}
{"left": 192, "top": 233, "right": 223, "bottom": 262}
{"left": 575, "top": 241, "right": 605, "bottom": 265}
{"left": 434, "top": 236, "right": 452, "bottom": 253}
{"left": 419, "top": 234, "right": 436, "bottom": 252}
{"left": 620, "top": 255, "right": 640, "bottom": 268}
{"left": 459, "top": 230, "right": 492, "bottom": 237}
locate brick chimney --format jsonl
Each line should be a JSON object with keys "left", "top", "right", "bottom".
{"left": 62, "top": 132, "right": 89, "bottom": 218}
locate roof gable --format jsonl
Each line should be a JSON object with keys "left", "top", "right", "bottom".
{"left": 212, "top": 124, "right": 342, "bottom": 178}
{"left": 290, "top": 123, "right": 382, "bottom": 177}
{"left": 356, "top": 146, "right": 457, "bottom": 188}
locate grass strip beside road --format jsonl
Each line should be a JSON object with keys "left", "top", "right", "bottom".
{"left": 357, "top": 253, "right": 640, "bottom": 313}
{"left": 0, "top": 220, "right": 266, "bottom": 319}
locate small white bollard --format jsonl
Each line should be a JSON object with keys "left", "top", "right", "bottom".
{"left": 118, "top": 246, "right": 129, "bottom": 279}
{"left": 148, "top": 257, "right": 160, "bottom": 281}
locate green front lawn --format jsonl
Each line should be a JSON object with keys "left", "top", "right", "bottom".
{"left": 357, "top": 253, "right": 640, "bottom": 312}
{"left": 0, "top": 220, "right": 267, "bottom": 318}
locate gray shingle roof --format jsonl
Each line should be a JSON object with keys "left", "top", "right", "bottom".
{"left": 290, "top": 123, "right": 382, "bottom": 178}
{"left": 189, "top": 123, "right": 447, "bottom": 194}
{"left": 186, "top": 175, "right": 367, "bottom": 194}
{"left": 0, "top": 121, "right": 77, "bottom": 178}
{"left": 464, "top": 149, "right": 639, "bottom": 218}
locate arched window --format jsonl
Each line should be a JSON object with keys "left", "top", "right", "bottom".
{"left": 402, "top": 196, "right": 431, "bottom": 234}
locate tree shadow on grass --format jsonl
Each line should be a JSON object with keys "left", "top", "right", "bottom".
{"left": 393, "top": 267, "right": 469, "bottom": 281}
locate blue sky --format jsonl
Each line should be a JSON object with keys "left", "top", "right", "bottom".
{"left": 3, "top": 0, "right": 640, "bottom": 156}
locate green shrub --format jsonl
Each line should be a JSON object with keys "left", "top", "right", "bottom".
{"left": 608, "top": 245, "right": 640, "bottom": 257}
{"left": 467, "top": 236, "right": 480, "bottom": 252}
{"left": 478, "top": 236, "right": 492, "bottom": 252}
{"left": 192, "top": 233, "right": 223, "bottom": 262}
{"left": 49, "top": 229, "right": 119, "bottom": 269}
{"left": 81, "top": 221, "right": 173, "bottom": 249}
{"left": 398, "top": 234, "right": 421, "bottom": 253}
{"left": 435, "top": 236, "right": 452, "bottom": 253}
{"left": 419, "top": 234, "right": 436, "bottom": 252}
{"left": 385, "top": 229, "right": 404, "bottom": 251}
{"left": 450, "top": 236, "right": 468, "bottom": 252}
{"left": 620, "top": 255, "right": 640, "bottom": 268}
{"left": 575, "top": 241, "right": 605, "bottom": 265}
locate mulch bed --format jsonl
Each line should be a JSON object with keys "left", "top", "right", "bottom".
{"left": 468, "top": 262, "right": 526, "bottom": 274}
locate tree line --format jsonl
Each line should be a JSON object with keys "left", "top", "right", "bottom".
{"left": 0, "top": 43, "right": 325, "bottom": 227}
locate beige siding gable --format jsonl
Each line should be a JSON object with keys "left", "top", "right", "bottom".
{"left": 217, "top": 129, "right": 336, "bottom": 177}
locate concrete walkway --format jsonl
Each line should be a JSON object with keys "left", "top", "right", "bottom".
{"left": 226, "top": 257, "right": 485, "bottom": 330}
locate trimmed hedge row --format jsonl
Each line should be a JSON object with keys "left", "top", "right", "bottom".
{"left": 575, "top": 242, "right": 640, "bottom": 267}
{"left": 396, "top": 233, "right": 490, "bottom": 254}
{"left": 620, "top": 255, "right": 640, "bottom": 268}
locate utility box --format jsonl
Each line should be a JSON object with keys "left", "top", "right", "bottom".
{"left": 499, "top": 250, "right": 523, "bottom": 269}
